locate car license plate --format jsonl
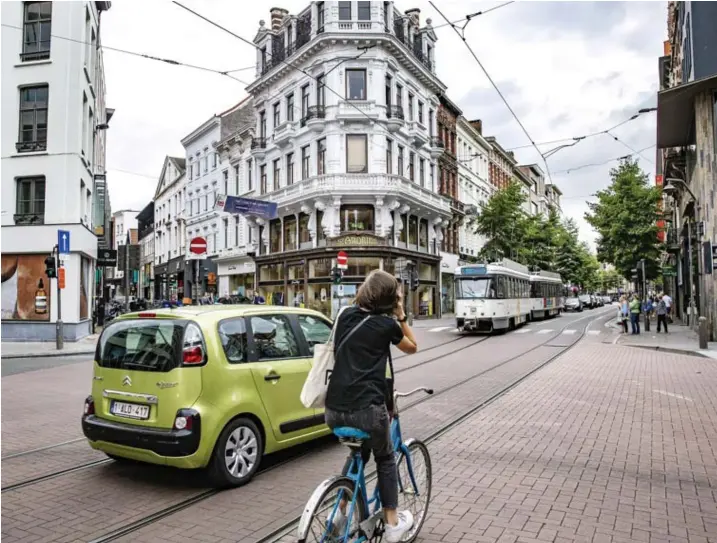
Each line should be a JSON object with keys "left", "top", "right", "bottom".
{"left": 111, "top": 401, "right": 150, "bottom": 420}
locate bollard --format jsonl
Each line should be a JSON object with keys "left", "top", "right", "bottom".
{"left": 698, "top": 316, "right": 708, "bottom": 349}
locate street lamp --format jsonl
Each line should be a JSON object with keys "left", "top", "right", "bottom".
{"left": 663, "top": 178, "right": 697, "bottom": 201}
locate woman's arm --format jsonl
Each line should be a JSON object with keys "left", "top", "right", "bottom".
{"left": 394, "top": 300, "right": 418, "bottom": 354}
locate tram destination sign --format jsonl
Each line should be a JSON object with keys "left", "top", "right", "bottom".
{"left": 460, "top": 265, "right": 487, "bottom": 276}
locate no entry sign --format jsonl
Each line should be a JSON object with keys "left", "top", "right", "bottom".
{"left": 337, "top": 250, "right": 348, "bottom": 269}
{"left": 189, "top": 237, "right": 207, "bottom": 255}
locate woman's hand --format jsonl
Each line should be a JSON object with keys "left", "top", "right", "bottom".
{"left": 394, "top": 299, "right": 406, "bottom": 321}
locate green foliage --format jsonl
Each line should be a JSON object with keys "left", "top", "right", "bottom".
{"left": 584, "top": 158, "right": 662, "bottom": 280}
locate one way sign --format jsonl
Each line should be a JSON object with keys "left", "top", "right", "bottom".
{"left": 58, "top": 230, "right": 70, "bottom": 254}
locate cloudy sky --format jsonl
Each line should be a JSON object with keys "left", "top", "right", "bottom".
{"left": 101, "top": 0, "right": 666, "bottom": 248}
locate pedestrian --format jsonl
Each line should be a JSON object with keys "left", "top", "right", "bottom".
{"left": 619, "top": 296, "right": 629, "bottom": 333}
{"left": 324, "top": 270, "right": 418, "bottom": 542}
{"left": 656, "top": 295, "right": 669, "bottom": 333}
{"left": 662, "top": 292, "right": 673, "bottom": 322}
{"left": 629, "top": 294, "right": 641, "bottom": 334}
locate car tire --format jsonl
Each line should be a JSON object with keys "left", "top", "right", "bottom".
{"left": 208, "top": 417, "right": 263, "bottom": 488}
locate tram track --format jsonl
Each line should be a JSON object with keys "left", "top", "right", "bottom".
{"left": 81, "top": 309, "right": 610, "bottom": 543}
{"left": 1, "top": 458, "right": 112, "bottom": 493}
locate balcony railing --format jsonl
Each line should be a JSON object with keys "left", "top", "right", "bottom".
{"left": 13, "top": 213, "right": 44, "bottom": 225}
{"left": 251, "top": 137, "right": 267, "bottom": 150}
{"left": 16, "top": 140, "right": 47, "bottom": 153}
{"left": 429, "top": 137, "right": 445, "bottom": 149}
{"left": 300, "top": 105, "right": 326, "bottom": 127}
{"left": 386, "top": 105, "right": 405, "bottom": 120}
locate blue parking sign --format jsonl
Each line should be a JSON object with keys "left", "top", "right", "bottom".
{"left": 58, "top": 230, "right": 71, "bottom": 253}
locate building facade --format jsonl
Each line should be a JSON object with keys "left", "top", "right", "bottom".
{"left": 110, "top": 209, "right": 138, "bottom": 297}
{"left": 238, "top": 2, "right": 450, "bottom": 318}
{"left": 152, "top": 156, "right": 186, "bottom": 301}
{"left": 518, "top": 164, "right": 545, "bottom": 216}
{"left": 136, "top": 201, "right": 154, "bottom": 300}
{"left": 1, "top": 1, "right": 111, "bottom": 340}
{"left": 657, "top": 0, "right": 717, "bottom": 337}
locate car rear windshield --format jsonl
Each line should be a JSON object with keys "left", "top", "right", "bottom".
{"left": 96, "top": 319, "right": 186, "bottom": 372}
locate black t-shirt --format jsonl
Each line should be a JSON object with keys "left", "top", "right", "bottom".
{"left": 325, "top": 306, "right": 404, "bottom": 412}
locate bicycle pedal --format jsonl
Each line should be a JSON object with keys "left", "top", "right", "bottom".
{"left": 360, "top": 512, "right": 384, "bottom": 540}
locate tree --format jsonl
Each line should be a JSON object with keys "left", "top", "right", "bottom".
{"left": 471, "top": 181, "right": 527, "bottom": 262}
{"left": 584, "top": 158, "right": 662, "bottom": 280}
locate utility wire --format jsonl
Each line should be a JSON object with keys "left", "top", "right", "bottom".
{"left": 0, "top": 23, "right": 250, "bottom": 85}
{"left": 429, "top": 1, "right": 554, "bottom": 186}
{"left": 430, "top": 1, "right": 516, "bottom": 30}
{"left": 551, "top": 144, "right": 656, "bottom": 174}
{"left": 604, "top": 131, "right": 655, "bottom": 164}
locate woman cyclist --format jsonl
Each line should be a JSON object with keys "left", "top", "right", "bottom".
{"left": 325, "top": 270, "right": 419, "bottom": 542}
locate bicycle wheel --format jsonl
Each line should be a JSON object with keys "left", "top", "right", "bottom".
{"left": 395, "top": 439, "right": 432, "bottom": 542}
{"left": 298, "top": 476, "right": 367, "bottom": 543}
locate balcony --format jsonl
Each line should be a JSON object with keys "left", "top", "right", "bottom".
{"left": 385, "top": 105, "right": 405, "bottom": 133}
{"left": 301, "top": 105, "right": 326, "bottom": 132}
{"left": 406, "top": 121, "right": 429, "bottom": 148}
{"left": 336, "top": 100, "right": 380, "bottom": 123}
{"left": 251, "top": 137, "right": 267, "bottom": 159}
{"left": 273, "top": 121, "right": 297, "bottom": 147}
{"left": 13, "top": 213, "right": 44, "bottom": 225}
{"left": 429, "top": 136, "right": 445, "bottom": 158}
{"left": 16, "top": 140, "right": 47, "bottom": 153}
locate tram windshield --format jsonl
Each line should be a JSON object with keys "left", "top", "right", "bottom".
{"left": 455, "top": 277, "right": 495, "bottom": 299}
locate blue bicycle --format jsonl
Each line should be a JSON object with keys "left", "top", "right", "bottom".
{"left": 297, "top": 387, "right": 433, "bottom": 543}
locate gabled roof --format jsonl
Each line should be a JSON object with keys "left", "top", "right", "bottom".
{"left": 154, "top": 156, "right": 186, "bottom": 199}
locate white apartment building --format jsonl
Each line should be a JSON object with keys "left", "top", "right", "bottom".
{"left": 111, "top": 209, "right": 138, "bottom": 299}
{"left": 182, "top": 119, "right": 225, "bottom": 299}
{"left": 456, "top": 117, "right": 492, "bottom": 260}
{"left": 1, "top": 1, "right": 112, "bottom": 341}
{"left": 240, "top": 2, "right": 450, "bottom": 317}
{"left": 136, "top": 201, "right": 154, "bottom": 300}
{"left": 153, "top": 156, "right": 186, "bottom": 301}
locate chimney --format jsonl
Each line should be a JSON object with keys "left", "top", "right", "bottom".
{"left": 270, "top": 7, "right": 289, "bottom": 32}
{"left": 470, "top": 119, "right": 482, "bottom": 134}
{"left": 405, "top": 8, "right": 420, "bottom": 27}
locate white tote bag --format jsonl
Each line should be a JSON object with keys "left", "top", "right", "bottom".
{"left": 300, "top": 307, "right": 370, "bottom": 409}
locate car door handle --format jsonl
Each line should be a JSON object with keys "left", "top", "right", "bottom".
{"left": 264, "top": 372, "right": 281, "bottom": 382}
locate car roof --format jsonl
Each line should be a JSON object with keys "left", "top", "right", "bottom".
{"left": 116, "top": 304, "right": 330, "bottom": 324}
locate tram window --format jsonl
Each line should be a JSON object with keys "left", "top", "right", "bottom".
{"left": 496, "top": 276, "right": 505, "bottom": 298}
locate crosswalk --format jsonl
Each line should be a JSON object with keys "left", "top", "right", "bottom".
{"left": 426, "top": 326, "right": 606, "bottom": 337}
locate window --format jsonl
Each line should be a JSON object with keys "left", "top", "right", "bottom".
{"left": 317, "top": 1, "right": 325, "bottom": 31}
{"left": 273, "top": 102, "right": 280, "bottom": 128}
{"left": 298, "top": 315, "right": 332, "bottom": 355}
{"left": 247, "top": 160, "right": 253, "bottom": 191}
{"left": 250, "top": 315, "right": 300, "bottom": 361}
{"left": 346, "top": 69, "right": 367, "bottom": 100}
{"left": 317, "top": 74, "right": 326, "bottom": 108}
{"left": 346, "top": 134, "right": 368, "bottom": 173}
{"left": 188, "top": 161, "right": 193, "bottom": 181}
{"left": 429, "top": 109, "right": 434, "bottom": 136}
{"left": 385, "top": 75, "right": 392, "bottom": 106}
{"left": 339, "top": 1, "right": 351, "bottom": 20}
{"left": 301, "top": 84, "right": 310, "bottom": 121}
{"left": 408, "top": 93, "right": 414, "bottom": 121}
{"left": 419, "top": 158, "right": 425, "bottom": 187}
{"left": 223, "top": 218, "right": 229, "bottom": 249}
{"left": 260, "top": 164, "right": 267, "bottom": 194}
{"left": 269, "top": 219, "right": 281, "bottom": 253}
{"left": 202, "top": 155, "right": 208, "bottom": 173}
{"left": 358, "top": 1, "right": 371, "bottom": 20}
{"left": 260, "top": 46, "right": 267, "bottom": 72}
{"left": 287, "top": 93, "right": 294, "bottom": 122}
{"left": 22, "top": 2, "right": 52, "bottom": 61}
{"left": 284, "top": 215, "right": 297, "bottom": 251}
{"left": 386, "top": 138, "right": 393, "bottom": 174}
{"left": 301, "top": 145, "right": 310, "bottom": 179}
{"left": 189, "top": 199, "right": 193, "bottom": 215}
{"left": 318, "top": 138, "right": 327, "bottom": 175}
{"left": 398, "top": 146, "right": 404, "bottom": 176}
{"left": 340, "top": 205, "right": 374, "bottom": 232}
{"left": 273, "top": 159, "right": 281, "bottom": 191}
{"left": 81, "top": 93, "right": 88, "bottom": 156}
{"left": 259, "top": 110, "right": 266, "bottom": 138}
{"left": 287, "top": 152, "right": 295, "bottom": 185}
{"left": 212, "top": 153, "right": 217, "bottom": 169}
{"left": 418, "top": 101, "right": 424, "bottom": 125}
{"left": 396, "top": 84, "right": 403, "bottom": 107}
{"left": 408, "top": 216, "right": 418, "bottom": 245}
{"left": 299, "top": 213, "right": 311, "bottom": 244}
{"left": 16, "top": 176, "right": 45, "bottom": 218}
{"left": 409, "top": 152, "right": 415, "bottom": 181}
{"left": 233, "top": 165, "right": 240, "bottom": 194}
{"left": 223, "top": 170, "right": 229, "bottom": 194}
{"left": 218, "top": 318, "right": 248, "bottom": 363}
{"left": 17, "top": 85, "right": 48, "bottom": 151}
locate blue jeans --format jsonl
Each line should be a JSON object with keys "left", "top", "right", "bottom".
{"left": 630, "top": 313, "right": 640, "bottom": 334}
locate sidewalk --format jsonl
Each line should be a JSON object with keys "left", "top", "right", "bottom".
{"left": 616, "top": 319, "right": 717, "bottom": 359}
{"left": 1, "top": 333, "right": 99, "bottom": 359}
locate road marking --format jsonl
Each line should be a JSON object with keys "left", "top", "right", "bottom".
{"left": 537, "top": 329, "right": 553, "bottom": 334}
{"left": 587, "top": 330, "right": 601, "bottom": 335}
{"left": 562, "top": 329, "right": 577, "bottom": 335}
{"left": 514, "top": 328, "right": 532, "bottom": 334}
{"left": 654, "top": 389, "right": 693, "bottom": 402}
{"left": 427, "top": 326, "right": 452, "bottom": 333}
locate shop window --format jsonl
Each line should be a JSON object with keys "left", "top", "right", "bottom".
{"left": 419, "top": 219, "right": 428, "bottom": 249}
{"left": 288, "top": 263, "right": 305, "bottom": 280}
{"left": 419, "top": 262, "right": 436, "bottom": 280}
{"left": 284, "top": 216, "right": 297, "bottom": 251}
{"left": 316, "top": 209, "right": 325, "bottom": 242}
{"left": 399, "top": 213, "right": 407, "bottom": 243}
{"left": 297, "top": 314, "right": 332, "bottom": 354}
{"left": 309, "top": 258, "right": 332, "bottom": 278}
{"left": 218, "top": 318, "right": 248, "bottom": 363}
{"left": 259, "top": 285, "right": 286, "bottom": 306}
{"left": 299, "top": 212, "right": 311, "bottom": 246}
{"left": 340, "top": 204, "right": 374, "bottom": 232}
{"left": 408, "top": 215, "right": 418, "bottom": 246}
{"left": 249, "top": 315, "right": 300, "bottom": 360}
{"left": 344, "top": 256, "right": 381, "bottom": 277}
{"left": 308, "top": 283, "right": 331, "bottom": 316}
{"left": 259, "top": 263, "right": 284, "bottom": 282}
{"left": 270, "top": 219, "right": 281, "bottom": 253}
{"left": 417, "top": 285, "right": 435, "bottom": 317}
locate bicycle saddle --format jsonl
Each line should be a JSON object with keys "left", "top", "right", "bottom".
{"left": 333, "top": 427, "right": 370, "bottom": 446}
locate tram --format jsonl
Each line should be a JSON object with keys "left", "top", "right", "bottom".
{"left": 454, "top": 259, "right": 532, "bottom": 333}
{"left": 529, "top": 271, "right": 565, "bottom": 320}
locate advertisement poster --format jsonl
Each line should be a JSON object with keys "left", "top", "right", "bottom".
{"left": 80, "top": 256, "right": 90, "bottom": 319}
{"left": 1, "top": 254, "right": 51, "bottom": 321}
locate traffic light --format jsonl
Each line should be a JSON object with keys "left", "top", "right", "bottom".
{"left": 331, "top": 266, "right": 343, "bottom": 285}
{"left": 44, "top": 254, "right": 57, "bottom": 278}
{"left": 410, "top": 268, "right": 419, "bottom": 291}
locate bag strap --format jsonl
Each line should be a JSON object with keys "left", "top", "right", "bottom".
{"left": 334, "top": 314, "right": 371, "bottom": 356}
{"left": 327, "top": 305, "right": 350, "bottom": 343}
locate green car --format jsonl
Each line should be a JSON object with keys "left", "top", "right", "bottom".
{"left": 82, "top": 305, "right": 334, "bottom": 487}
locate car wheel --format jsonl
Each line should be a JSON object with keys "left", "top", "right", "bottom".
{"left": 208, "top": 417, "right": 263, "bottom": 488}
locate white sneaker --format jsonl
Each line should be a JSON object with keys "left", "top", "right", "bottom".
{"left": 384, "top": 510, "right": 414, "bottom": 543}
{"left": 327, "top": 508, "right": 346, "bottom": 536}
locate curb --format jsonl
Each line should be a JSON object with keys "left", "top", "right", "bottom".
{"left": 621, "top": 344, "right": 711, "bottom": 359}
{"left": 2, "top": 350, "right": 95, "bottom": 360}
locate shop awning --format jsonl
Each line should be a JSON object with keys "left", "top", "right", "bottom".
{"left": 657, "top": 74, "right": 717, "bottom": 149}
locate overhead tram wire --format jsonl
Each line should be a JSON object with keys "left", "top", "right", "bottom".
{"left": 430, "top": 2, "right": 516, "bottom": 30}
{"left": 604, "top": 131, "right": 655, "bottom": 164}
{"left": 551, "top": 144, "right": 656, "bottom": 175}
{"left": 429, "top": 2, "right": 554, "bottom": 185}
{"left": 0, "top": 23, "right": 250, "bottom": 85}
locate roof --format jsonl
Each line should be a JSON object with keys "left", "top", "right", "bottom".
{"left": 218, "top": 95, "right": 252, "bottom": 118}
{"left": 117, "top": 305, "right": 329, "bottom": 323}
{"left": 657, "top": 73, "right": 717, "bottom": 148}
{"left": 438, "top": 94, "right": 463, "bottom": 116}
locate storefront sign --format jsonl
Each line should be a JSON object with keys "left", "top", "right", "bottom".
{"left": 216, "top": 194, "right": 278, "bottom": 220}
{"left": 328, "top": 233, "right": 387, "bottom": 247}
{"left": 168, "top": 258, "right": 183, "bottom": 274}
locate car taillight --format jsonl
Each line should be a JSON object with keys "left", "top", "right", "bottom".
{"left": 183, "top": 346, "right": 204, "bottom": 365}
{"left": 173, "top": 409, "right": 199, "bottom": 431}
{"left": 84, "top": 396, "right": 95, "bottom": 416}
{"left": 138, "top": 312, "right": 156, "bottom": 318}
{"left": 174, "top": 415, "right": 192, "bottom": 430}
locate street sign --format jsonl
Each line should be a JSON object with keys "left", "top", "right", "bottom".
{"left": 216, "top": 194, "right": 278, "bottom": 220}
{"left": 97, "top": 248, "right": 117, "bottom": 267}
{"left": 58, "top": 267, "right": 66, "bottom": 289}
{"left": 190, "top": 237, "right": 207, "bottom": 255}
{"left": 58, "top": 230, "right": 70, "bottom": 253}
{"left": 58, "top": 253, "right": 69, "bottom": 263}
{"left": 337, "top": 250, "right": 348, "bottom": 269}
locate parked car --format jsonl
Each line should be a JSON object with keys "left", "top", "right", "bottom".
{"left": 578, "top": 294, "right": 593, "bottom": 308}
{"left": 82, "top": 305, "right": 335, "bottom": 487}
{"left": 564, "top": 297, "right": 583, "bottom": 312}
